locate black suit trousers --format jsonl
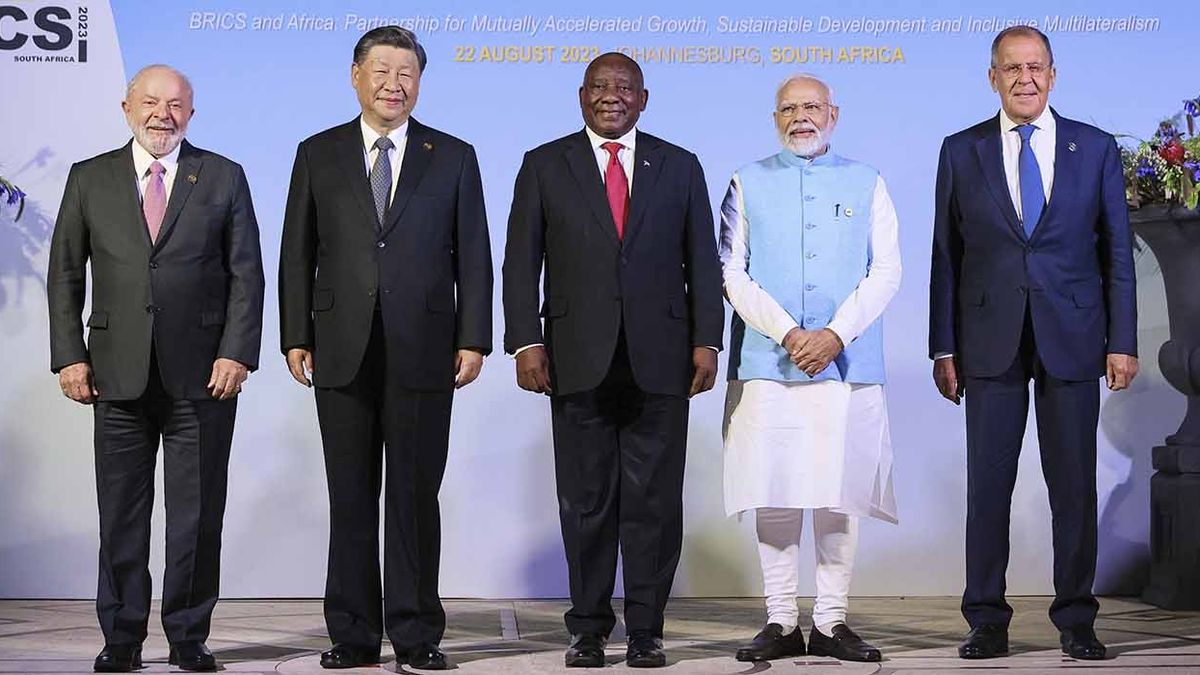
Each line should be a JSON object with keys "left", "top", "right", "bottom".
{"left": 962, "top": 308, "right": 1100, "bottom": 630}
{"left": 550, "top": 332, "right": 689, "bottom": 638}
{"left": 315, "top": 310, "right": 453, "bottom": 650}
{"left": 93, "top": 355, "right": 236, "bottom": 646}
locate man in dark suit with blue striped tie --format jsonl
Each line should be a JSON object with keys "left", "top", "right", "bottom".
{"left": 929, "top": 26, "right": 1138, "bottom": 662}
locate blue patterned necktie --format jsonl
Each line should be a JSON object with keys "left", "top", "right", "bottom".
{"left": 1016, "top": 124, "right": 1044, "bottom": 238}
{"left": 370, "top": 136, "right": 394, "bottom": 228}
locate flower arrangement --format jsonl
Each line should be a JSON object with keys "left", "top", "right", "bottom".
{"left": 0, "top": 176, "right": 25, "bottom": 221}
{"left": 1121, "top": 95, "right": 1200, "bottom": 211}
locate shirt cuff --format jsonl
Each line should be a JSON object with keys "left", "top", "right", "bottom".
{"left": 933, "top": 352, "right": 955, "bottom": 360}
{"left": 513, "top": 343, "right": 543, "bottom": 357}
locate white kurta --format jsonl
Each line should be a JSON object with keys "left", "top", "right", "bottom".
{"left": 719, "top": 168, "right": 901, "bottom": 523}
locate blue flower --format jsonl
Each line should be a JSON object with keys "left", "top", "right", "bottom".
{"left": 1185, "top": 97, "right": 1200, "bottom": 117}
{"left": 1136, "top": 159, "right": 1157, "bottom": 178}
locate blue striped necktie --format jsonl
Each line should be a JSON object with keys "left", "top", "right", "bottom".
{"left": 370, "top": 136, "right": 394, "bottom": 228}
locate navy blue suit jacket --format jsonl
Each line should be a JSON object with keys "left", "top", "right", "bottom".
{"left": 929, "top": 109, "right": 1137, "bottom": 381}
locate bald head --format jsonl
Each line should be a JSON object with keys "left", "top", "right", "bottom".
{"left": 122, "top": 64, "right": 194, "bottom": 157}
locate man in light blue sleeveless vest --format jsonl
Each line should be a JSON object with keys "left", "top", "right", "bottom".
{"left": 721, "top": 74, "right": 902, "bottom": 664}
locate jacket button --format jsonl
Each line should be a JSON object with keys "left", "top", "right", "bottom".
{"left": 805, "top": 284, "right": 816, "bottom": 291}
{"left": 367, "top": 289, "right": 376, "bottom": 297}
{"left": 377, "top": 241, "right": 386, "bottom": 248}
{"left": 149, "top": 262, "right": 158, "bottom": 269}
{"left": 805, "top": 223, "right": 816, "bottom": 230}
{"left": 806, "top": 252, "right": 817, "bottom": 259}
{"left": 804, "top": 195, "right": 816, "bottom": 201}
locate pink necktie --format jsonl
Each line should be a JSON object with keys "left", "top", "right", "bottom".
{"left": 143, "top": 161, "right": 166, "bottom": 243}
{"left": 601, "top": 142, "right": 628, "bottom": 240}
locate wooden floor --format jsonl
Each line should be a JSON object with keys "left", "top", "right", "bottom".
{"left": 1, "top": 596, "right": 1199, "bottom": 673}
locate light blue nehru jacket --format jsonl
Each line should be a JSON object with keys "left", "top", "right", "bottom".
{"left": 727, "top": 150, "right": 886, "bottom": 384}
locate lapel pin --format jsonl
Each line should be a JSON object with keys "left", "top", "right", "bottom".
{"left": 1067, "top": 142, "right": 1077, "bottom": 152}
{"left": 186, "top": 174, "right": 198, "bottom": 184}
{"left": 423, "top": 142, "right": 433, "bottom": 151}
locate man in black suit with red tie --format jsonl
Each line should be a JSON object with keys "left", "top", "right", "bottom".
{"left": 278, "top": 26, "right": 491, "bottom": 671}
{"left": 502, "top": 52, "right": 724, "bottom": 668}
{"left": 48, "top": 64, "right": 265, "bottom": 673}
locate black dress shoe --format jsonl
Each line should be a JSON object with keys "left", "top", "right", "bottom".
{"left": 93, "top": 644, "right": 142, "bottom": 673}
{"left": 564, "top": 633, "right": 606, "bottom": 668}
{"left": 958, "top": 624, "right": 1008, "bottom": 659}
{"left": 1060, "top": 625, "right": 1106, "bottom": 660}
{"left": 320, "top": 643, "right": 381, "bottom": 669}
{"left": 168, "top": 641, "right": 217, "bottom": 672}
{"left": 626, "top": 630, "right": 666, "bottom": 668}
{"left": 807, "top": 624, "right": 881, "bottom": 662}
{"left": 735, "top": 623, "right": 806, "bottom": 662}
{"left": 403, "top": 643, "right": 449, "bottom": 670}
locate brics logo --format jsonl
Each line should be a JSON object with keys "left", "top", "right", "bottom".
{"left": 0, "top": 4, "right": 89, "bottom": 63}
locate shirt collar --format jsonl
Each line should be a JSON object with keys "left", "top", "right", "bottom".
{"left": 131, "top": 138, "right": 181, "bottom": 178}
{"left": 999, "top": 106, "right": 1056, "bottom": 134}
{"left": 360, "top": 117, "right": 409, "bottom": 153}
{"left": 584, "top": 125, "right": 638, "bottom": 153}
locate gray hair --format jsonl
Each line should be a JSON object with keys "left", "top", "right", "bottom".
{"left": 990, "top": 26, "right": 1054, "bottom": 67}
{"left": 126, "top": 64, "right": 193, "bottom": 100}
{"left": 775, "top": 73, "right": 836, "bottom": 107}
{"left": 353, "top": 26, "right": 427, "bottom": 72}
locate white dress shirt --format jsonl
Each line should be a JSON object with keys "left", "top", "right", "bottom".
{"left": 131, "top": 140, "right": 181, "bottom": 202}
{"left": 719, "top": 167, "right": 902, "bottom": 348}
{"left": 360, "top": 117, "right": 408, "bottom": 198}
{"left": 584, "top": 124, "right": 636, "bottom": 194}
{"left": 1000, "top": 106, "right": 1056, "bottom": 222}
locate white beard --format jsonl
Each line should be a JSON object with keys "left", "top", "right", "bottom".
{"left": 780, "top": 125, "right": 831, "bottom": 158}
{"left": 131, "top": 124, "right": 183, "bottom": 156}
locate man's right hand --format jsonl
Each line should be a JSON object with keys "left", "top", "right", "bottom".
{"left": 515, "top": 346, "right": 553, "bottom": 394}
{"left": 286, "top": 348, "right": 314, "bottom": 387}
{"left": 933, "top": 357, "right": 963, "bottom": 405}
{"left": 59, "top": 361, "right": 98, "bottom": 404}
{"left": 782, "top": 326, "right": 809, "bottom": 356}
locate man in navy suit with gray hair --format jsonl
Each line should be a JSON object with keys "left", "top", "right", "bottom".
{"left": 929, "top": 26, "right": 1138, "bottom": 661}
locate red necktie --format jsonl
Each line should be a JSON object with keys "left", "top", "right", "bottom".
{"left": 601, "top": 142, "right": 628, "bottom": 240}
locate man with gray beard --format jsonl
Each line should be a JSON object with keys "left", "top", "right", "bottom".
{"left": 48, "top": 64, "right": 264, "bottom": 673}
{"left": 720, "top": 74, "right": 900, "bottom": 663}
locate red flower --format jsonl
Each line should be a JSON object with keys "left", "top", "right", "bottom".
{"left": 1159, "top": 141, "right": 1186, "bottom": 165}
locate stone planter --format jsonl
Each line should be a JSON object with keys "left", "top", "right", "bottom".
{"left": 1131, "top": 205, "right": 1200, "bottom": 609}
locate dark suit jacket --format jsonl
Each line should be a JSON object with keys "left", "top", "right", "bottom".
{"left": 47, "top": 140, "right": 265, "bottom": 400}
{"left": 279, "top": 117, "right": 492, "bottom": 391}
{"left": 929, "top": 109, "right": 1137, "bottom": 381}
{"left": 502, "top": 129, "right": 724, "bottom": 397}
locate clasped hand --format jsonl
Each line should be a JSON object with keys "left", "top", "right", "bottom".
{"left": 783, "top": 327, "right": 843, "bottom": 377}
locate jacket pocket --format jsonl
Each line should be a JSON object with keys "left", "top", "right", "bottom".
{"left": 200, "top": 310, "right": 225, "bottom": 327}
{"left": 427, "top": 292, "right": 456, "bottom": 314}
{"left": 545, "top": 296, "right": 568, "bottom": 318}
{"left": 668, "top": 296, "right": 688, "bottom": 319}
{"left": 312, "top": 288, "right": 334, "bottom": 312}
{"left": 1071, "top": 281, "right": 1101, "bottom": 308}
{"left": 86, "top": 311, "right": 109, "bottom": 329}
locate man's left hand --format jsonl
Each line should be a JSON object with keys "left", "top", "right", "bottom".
{"left": 689, "top": 347, "right": 718, "bottom": 398}
{"left": 207, "top": 358, "right": 249, "bottom": 400}
{"left": 455, "top": 349, "right": 484, "bottom": 389}
{"left": 1106, "top": 353, "right": 1139, "bottom": 391}
{"left": 791, "top": 328, "right": 844, "bottom": 377}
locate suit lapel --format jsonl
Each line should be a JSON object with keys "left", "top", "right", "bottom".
{"left": 973, "top": 118, "right": 1024, "bottom": 240}
{"left": 112, "top": 141, "right": 153, "bottom": 250}
{"left": 380, "top": 118, "right": 434, "bottom": 238}
{"left": 335, "top": 118, "right": 380, "bottom": 231}
{"left": 152, "top": 140, "right": 202, "bottom": 252}
{"left": 621, "top": 132, "right": 664, "bottom": 251}
{"left": 1037, "top": 110, "right": 1075, "bottom": 241}
{"left": 563, "top": 131, "right": 621, "bottom": 249}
